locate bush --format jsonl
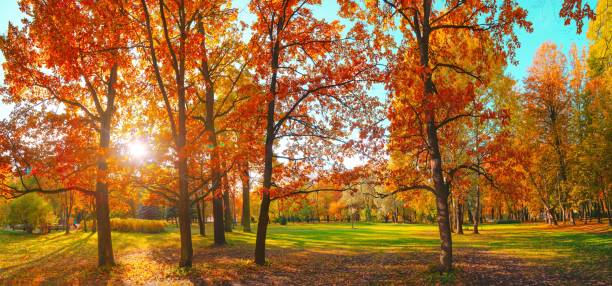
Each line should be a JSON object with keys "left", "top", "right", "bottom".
{"left": 110, "top": 218, "right": 168, "bottom": 233}
{"left": 6, "top": 193, "right": 56, "bottom": 233}
{"left": 495, "top": 219, "right": 521, "bottom": 224}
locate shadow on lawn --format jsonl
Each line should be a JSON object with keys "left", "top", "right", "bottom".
{"left": 1, "top": 224, "right": 609, "bottom": 285}
{"left": 0, "top": 232, "right": 102, "bottom": 284}
{"left": 142, "top": 240, "right": 609, "bottom": 286}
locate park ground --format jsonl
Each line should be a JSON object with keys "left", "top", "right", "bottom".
{"left": 0, "top": 223, "right": 610, "bottom": 285}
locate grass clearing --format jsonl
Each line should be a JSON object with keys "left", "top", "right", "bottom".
{"left": 0, "top": 222, "right": 609, "bottom": 285}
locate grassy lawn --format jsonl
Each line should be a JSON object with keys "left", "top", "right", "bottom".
{"left": 0, "top": 223, "right": 610, "bottom": 285}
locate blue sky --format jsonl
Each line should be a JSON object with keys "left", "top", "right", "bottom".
{"left": 0, "top": 0, "right": 596, "bottom": 119}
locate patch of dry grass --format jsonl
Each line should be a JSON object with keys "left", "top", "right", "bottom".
{"left": 110, "top": 218, "right": 168, "bottom": 233}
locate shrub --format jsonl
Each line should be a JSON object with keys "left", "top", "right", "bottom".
{"left": 110, "top": 218, "right": 168, "bottom": 233}
{"left": 6, "top": 193, "right": 56, "bottom": 234}
{"left": 495, "top": 219, "right": 521, "bottom": 224}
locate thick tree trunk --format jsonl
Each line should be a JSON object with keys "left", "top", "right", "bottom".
{"left": 426, "top": 107, "right": 452, "bottom": 271}
{"left": 95, "top": 159, "right": 114, "bottom": 267}
{"left": 241, "top": 163, "right": 251, "bottom": 232}
{"left": 255, "top": 192, "right": 271, "bottom": 265}
{"left": 213, "top": 194, "right": 225, "bottom": 244}
{"left": 425, "top": 87, "right": 453, "bottom": 271}
{"left": 435, "top": 193, "right": 453, "bottom": 272}
{"left": 95, "top": 80, "right": 117, "bottom": 267}
{"left": 177, "top": 156, "right": 193, "bottom": 267}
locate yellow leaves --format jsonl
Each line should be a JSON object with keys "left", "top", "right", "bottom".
{"left": 586, "top": 0, "right": 611, "bottom": 77}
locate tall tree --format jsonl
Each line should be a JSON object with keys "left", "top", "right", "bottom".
{"left": 0, "top": 0, "right": 134, "bottom": 267}
{"left": 248, "top": 0, "right": 382, "bottom": 265}
{"left": 138, "top": 0, "right": 197, "bottom": 267}
{"left": 524, "top": 42, "right": 573, "bottom": 224}
{"left": 342, "top": 0, "right": 532, "bottom": 271}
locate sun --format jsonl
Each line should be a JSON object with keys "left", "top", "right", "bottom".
{"left": 127, "top": 140, "right": 148, "bottom": 159}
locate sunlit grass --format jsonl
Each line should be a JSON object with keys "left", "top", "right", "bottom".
{"left": 0, "top": 222, "right": 609, "bottom": 284}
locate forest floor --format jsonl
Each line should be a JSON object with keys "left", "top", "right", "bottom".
{"left": 0, "top": 222, "right": 610, "bottom": 285}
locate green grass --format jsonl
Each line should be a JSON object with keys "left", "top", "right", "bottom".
{"left": 0, "top": 222, "right": 609, "bottom": 284}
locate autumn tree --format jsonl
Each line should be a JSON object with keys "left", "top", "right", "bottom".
{"left": 247, "top": 0, "right": 383, "bottom": 265}
{"left": 191, "top": 1, "right": 255, "bottom": 243}
{"left": 582, "top": 0, "right": 611, "bottom": 225}
{"left": 137, "top": 0, "right": 209, "bottom": 267}
{"left": 339, "top": 0, "right": 533, "bottom": 271}
{"left": 523, "top": 42, "right": 575, "bottom": 224}
{"left": 0, "top": 0, "right": 134, "bottom": 267}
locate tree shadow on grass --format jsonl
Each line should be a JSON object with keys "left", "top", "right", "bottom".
{"left": 456, "top": 230, "right": 611, "bottom": 284}
{"left": 454, "top": 247, "right": 609, "bottom": 285}
{"left": 0, "top": 232, "right": 109, "bottom": 285}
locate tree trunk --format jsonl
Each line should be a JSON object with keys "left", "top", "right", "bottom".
{"left": 177, "top": 155, "right": 193, "bottom": 268}
{"left": 473, "top": 188, "right": 480, "bottom": 234}
{"left": 83, "top": 212, "right": 88, "bottom": 232}
{"left": 560, "top": 203, "right": 566, "bottom": 224}
{"left": 92, "top": 199, "right": 97, "bottom": 233}
{"left": 587, "top": 201, "right": 592, "bottom": 223}
{"left": 65, "top": 206, "right": 70, "bottom": 234}
{"left": 95, "top": 162, "right": 114, "bottom": 267}
{"left": 604, "top": 190, "right": 612, "bottom": 226}
{"left": 597, "top": 199, "right": 604, "bottom": 224}
{"left": 202, "top": 199, "right": 207, "bottom": 232}
{"left": 426, "top": 107, "right": 453, "bottom": 271}
{"left": 95, "top": 92, "right": 116, "bottom": 267}
{"left": 254, "top": 33, "right": 280, "bottom": 266}
{"left": 241, "top": 163, "right": 251, "bottom": 232}
{"left": 456, "top": 203, "right": 464, "bottom": 234}
{"left": 196, "top": 199, "right": 205, "bottom": 236}
{"left": 213, "top": 193, "right": 225, "bottom": 244}
{"left": 425, "top": 95, "right": 453, "bottom": 271}
{"left": 546, "top": 206, "right": 558, "bottom": 225}
{"left": 582, "top": 202, "right": 588, "bottom": 224}
{"left": 176, "top": 41, "right": 193, "bottom": 268}
{"left": 255, "top": 192, "right": 271, "bottom": 265}
{"left": 196, "top": 15, "right": 225, "bottom": 246}
{"left": 65, "top": 191, "right": 74, "bottom": 234}
{"left": 223, "top": 174, "right": 233, "bottom": 232}
{"left": 435, "top": 193, "right": 453, "bottom": 272}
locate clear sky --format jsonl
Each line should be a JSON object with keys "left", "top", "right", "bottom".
{"left": 0, "top": 0, "right": 597, "bottom": 119}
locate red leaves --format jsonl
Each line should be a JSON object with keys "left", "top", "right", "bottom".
{"left": 559, "top": 0, "right": 596, "bottom": 33}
